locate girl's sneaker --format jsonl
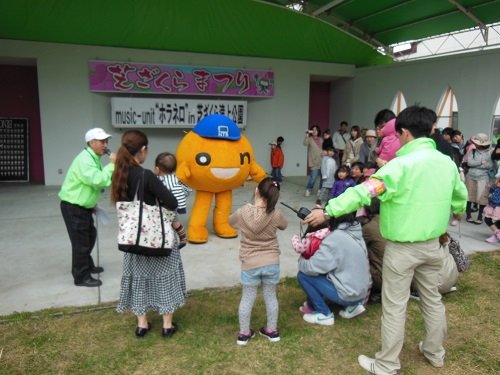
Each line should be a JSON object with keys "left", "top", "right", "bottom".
{"left": 236, "top": 329, "right": 255, "bottom": 346}
{"left": 259, "top": 327, "right": 280, "bottom": 342}
{"left": 485, "top": 234, "right": 499, "bottom": 243}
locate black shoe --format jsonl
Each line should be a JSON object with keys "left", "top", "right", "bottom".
{"left": 369, "top": 292, "right": 382, "bottom": 304}
{"left": 90, "top": 266, "right": 104, "bottom": 274}
{"left": 135, "top": 322, "right": 152, "bottom": 337}
{"left": 259, "top": 327, "right": 280, "bottom": 342}
{"left": 74, "top": 277, "right": 102, "bottom": 287}
{"left": 236, "top": 329, "right": 255, "bottom": 346}
{"left": 162, "top": 323, "right": 177, "bottom": 338}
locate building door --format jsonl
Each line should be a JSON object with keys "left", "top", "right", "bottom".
{"left": 307, "top": 81, "right": 331, "bottom": 175}
{"left": 0, "top": 65, "right": 44, "bottom": 183}
{"left": 309, "top": 81, "right": 331, "bottom": 133}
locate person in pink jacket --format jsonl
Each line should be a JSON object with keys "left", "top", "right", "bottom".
{"left": 375, "top": 118, "right": 401, "bottom": 167}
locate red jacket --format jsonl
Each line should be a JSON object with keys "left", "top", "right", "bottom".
{"left": 271, "top": 147, "right": 284, "bottom": 168}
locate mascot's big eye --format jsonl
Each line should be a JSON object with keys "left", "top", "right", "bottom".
{"left": 196, "top": 152, "right": 211, "bottom": 166}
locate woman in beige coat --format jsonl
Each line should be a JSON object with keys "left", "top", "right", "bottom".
{"left": 342, "top": 125, "right": 364, "bottom": 166}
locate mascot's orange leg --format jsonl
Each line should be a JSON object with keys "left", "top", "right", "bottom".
{"left": 213, "top": 190, "right": 238, "bottom": 238}
{"left": 188, "top": 190, "right": 213, "bottom": 244}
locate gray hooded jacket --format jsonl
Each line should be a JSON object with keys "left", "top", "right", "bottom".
{"left": 298, "top": 222, "right": 370, "bottom": 302}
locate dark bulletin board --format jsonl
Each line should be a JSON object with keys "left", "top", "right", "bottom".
{"left": 0, "top": 118, "right": 29, "bottom": 182}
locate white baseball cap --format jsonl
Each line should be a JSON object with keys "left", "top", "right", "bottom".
{"left": 85, "top": 128, "right": 112, "bottom": 143}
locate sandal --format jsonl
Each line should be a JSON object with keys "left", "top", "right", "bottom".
{"left": 473, "top": 219, "right": 483, "bottom": 225}
{"left": 466, "top": 218, "right": 475, "bottom": 223}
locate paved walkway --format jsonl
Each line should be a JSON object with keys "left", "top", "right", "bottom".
{"left": 0, "top": 177, "right": 498, "bottom": 316}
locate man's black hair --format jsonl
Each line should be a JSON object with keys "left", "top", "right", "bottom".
{"left": 395, "top": 106, "right": 436, "bottom": 139}
{"left": 351, "top": 161, "right": 365, "bottom": 170}
{"left": 374, "top": 109, "right": 396, "bottom": 126}
{"left": 442, "top": 127, "right": 454, "bottom": 137}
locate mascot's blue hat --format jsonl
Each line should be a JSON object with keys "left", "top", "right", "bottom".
{"left": 193, "top": 114, "right": 240, "bottom": 140}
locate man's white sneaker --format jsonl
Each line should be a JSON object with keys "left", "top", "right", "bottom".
{"left": 302, "top": 312, "right": 334, "bottom": 326}
{"left": 339, "top": 303, "right": 366, "bottom": 319}
{"left": 305, "top": 189, "right": 311, "bottom": 197}
{"left": 418, "top": 341, "right": 444, "bottom": 368}
{"left": 358, "top": 355, "right": 393, "bottom": 375}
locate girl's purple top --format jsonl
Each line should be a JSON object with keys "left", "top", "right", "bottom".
{"left": 330, "top": 178, "right": 356, "bottom": 198}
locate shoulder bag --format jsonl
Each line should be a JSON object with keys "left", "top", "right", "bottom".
{"left": 116, "top": 171, "right": 177, "bottom": 256}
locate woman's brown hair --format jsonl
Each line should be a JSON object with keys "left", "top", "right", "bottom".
{"left": 111, "top": 130, "right": 148, "bottom": 203}
{"left": 350, "top": 125, "right": 361, "bottom": 140}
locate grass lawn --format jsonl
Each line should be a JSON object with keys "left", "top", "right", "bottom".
{"left": 0, "top": 251, "right": 499, "bottom": 375}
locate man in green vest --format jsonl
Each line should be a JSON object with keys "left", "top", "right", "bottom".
{"left": 305, "top": 106, "right": 467, "bottom": 375}
{"left": 59, "top": 128, "right": 116, "bottom": 287}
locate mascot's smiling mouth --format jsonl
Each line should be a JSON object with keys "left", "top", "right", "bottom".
{"left": 210, "top": 168, "right": 240, "bottom": 179}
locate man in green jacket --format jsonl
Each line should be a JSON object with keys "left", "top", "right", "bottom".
{"left": 306, "top": 106, "right": 467, "bottom": 375}
{"left": 59, "top": 128, "right": 116, "bottom": 287}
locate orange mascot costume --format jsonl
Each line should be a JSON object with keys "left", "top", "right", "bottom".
{"left": 176, "top": 114, "right": 267, "bottom": 244}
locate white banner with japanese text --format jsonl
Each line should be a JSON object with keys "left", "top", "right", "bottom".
{"left": 111, "top": 97, "right": 247, "bottom": 128}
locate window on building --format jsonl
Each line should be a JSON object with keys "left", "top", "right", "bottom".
{"left": 492, "top": 96, "right": 500, "bottom": 144}
{"left": 390, "top": 91, "right": 407, "bottom": 115}
{"left": 436, "top": 87, "right": 458, "bottom": 129}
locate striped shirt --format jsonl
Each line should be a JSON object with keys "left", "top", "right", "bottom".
{"left": 158, "top": 174, "right": 191, "bottom": 211}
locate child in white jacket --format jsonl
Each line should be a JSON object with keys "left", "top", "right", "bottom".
{"left": 318, "top": 147, "right": 337, "bottom": 203}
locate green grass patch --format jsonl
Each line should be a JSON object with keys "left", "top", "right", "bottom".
{"left": 0, "top": 252, "right": 499, "bottom": 374}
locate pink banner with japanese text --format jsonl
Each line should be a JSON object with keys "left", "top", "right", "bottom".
{"left": 88, "top": 60, "right": 274, "bottom": 97}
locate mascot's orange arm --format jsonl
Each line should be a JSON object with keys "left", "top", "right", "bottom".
{"left": 249, "top": 161, "right": 267, "bottom": 183}
{"left": 176, "top": 161, "right": 191, "bottom": 182}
